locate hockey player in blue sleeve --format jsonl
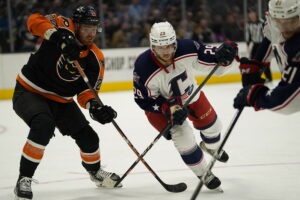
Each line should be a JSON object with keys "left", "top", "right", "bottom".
{"left": 234, "top": 0, "right": 300, "bottom": 114}
{"left": 133, "top": 21, "right": 238, "bottom": 191}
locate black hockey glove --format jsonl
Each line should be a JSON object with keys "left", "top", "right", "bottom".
{"left": 233, "top": 83, "right": 268, "bottom": 109}
{"left": 239, "top": 57, "right": 268, "bottom": 87}
{"left": 89, "top": 99, "right": 117, "bottom": 124}
{"left": 215, "top": 41, "right": 238, "bottom": 66}
{"left": 49, "top": 28, "right": 82, "bottom": 62}
{"left": 162, "top": 97, "right": 188, "bottom": 126}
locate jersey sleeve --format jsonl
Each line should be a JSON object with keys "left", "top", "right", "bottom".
{"left": 133, "top": 70, "right": 166, "bottom": 113}
{"left": 27, "top": 13, "right": 75, "bottom": 39}
{"left": 194, "top": 41, "right": 233, "bottom": 76}
{"left": 77, "top": 45, "right": 105, "bottom": 109}
{"left": 254, "top": 49, "right": 300, "bottom": 114}
{"left": 253, "top": 37, "right": 273, "bottom": 63}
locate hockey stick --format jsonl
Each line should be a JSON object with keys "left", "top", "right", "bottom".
{"left": 73, "top": 61, "right": 186, "bottom": 193}
{"left": 190, "top": 108, "right": 244, "bottom": 200}
{"left": 190, "top": 58, "right": 269, "bottom": 199}
{"left": 114, "top": 64, "right": 220, "bottom": 189}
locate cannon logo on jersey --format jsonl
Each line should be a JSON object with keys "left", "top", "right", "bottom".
{"left": 56, "top": 55, "right": 80, "bottom": 81}
{"left": 169, "top": 70, "right": 193, "bottom": 100}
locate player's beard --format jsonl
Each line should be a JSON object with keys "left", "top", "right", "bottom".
{"left": 77, "top": 34, "right": 95, "bottom": 47}
{"left": 82, "top": 36, "right": 94, "bottom": 46}
{"left": 153, "top": 49, "right": 175, "bottom": 65}
{"left": 282, "top": 26, "right": 300, "bottom": 39}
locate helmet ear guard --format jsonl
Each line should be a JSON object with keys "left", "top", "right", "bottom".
{"left": 268, "top": 0, "right": 300, "bottom": 19}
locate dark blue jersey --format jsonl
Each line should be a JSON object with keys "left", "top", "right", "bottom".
{"left": 133, "top": 39, "right": 233, "bottom": 113}
{"left": 255, "top": 23, "right": 300, "bottom": 114}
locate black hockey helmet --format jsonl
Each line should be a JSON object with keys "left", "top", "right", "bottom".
{"left": 72, "top": 5, "right": 100, "bottom": 26}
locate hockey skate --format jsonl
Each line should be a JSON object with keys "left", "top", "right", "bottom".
{"left": 198, "top": 171, "right": 223, "bottom": 192}
{"left": 88, "top": 168, "right": 122, "bottom": 188}
{"left": 200, "top": 141, "right": 229, "bottom": 163}
{"left": 14, "top": 176, "right": 37, "bottom": 200}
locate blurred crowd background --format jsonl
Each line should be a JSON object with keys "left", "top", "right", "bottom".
{"left": 0, "top": 0, "right": 268, "bottom": 53}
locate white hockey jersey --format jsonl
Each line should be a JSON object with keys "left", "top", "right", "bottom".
{"left": 133, "top": 39, "right": 232, "bottom": 113}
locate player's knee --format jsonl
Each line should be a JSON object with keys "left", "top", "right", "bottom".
{"left": 171, "top": 122, "right": 196, "bottom": 152}
{"left": 72, "top": 125, "right": 99, "bottom": 153}
{"left": 200, "top": 117, "right": 222, "bottom": 135}
{"left": 200, "top": 118, "right": 222, "bottom": 149}
{"left": 28, "top": 113, "right": 55, "bottom": 145}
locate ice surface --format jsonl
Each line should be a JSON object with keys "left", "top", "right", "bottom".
{"left": 0, "top": 82, "right": 299, "bottom": 200}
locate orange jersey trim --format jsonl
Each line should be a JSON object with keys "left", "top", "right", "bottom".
{"left": 77, "top": 89, "right": 95, "bottom": 108}
{"left": 23, "top": 141, "right": 45, "bottom": 161}
{"left": 27, "top": 13, "right": 75, "bottom": 38}
{"left": 17, "top": 74, "right": 74, "bottom": 103}
{"left": 80, "top": 150, "right": 101, "bottom": 164}
{"left": 90, "top": 44, "right": 105, "bottom": 80}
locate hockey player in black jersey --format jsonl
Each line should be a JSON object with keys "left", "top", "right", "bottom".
{"left": 234, "top": 0, "right": 300, "bottom": 114}
{"left": 13, "top": 5, "right": 121, "bottom": 200}
{"left": 133, "top": 21, "right": 238, "bottom": 191}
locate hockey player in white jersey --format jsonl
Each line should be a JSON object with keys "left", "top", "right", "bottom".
{"left": 234, "top": 0, "right": 300, "bottom": 114}
{"left": 133, "top": 21, "right": 238, "bottom": 190}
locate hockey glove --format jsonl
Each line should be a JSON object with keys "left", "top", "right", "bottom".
{"left": 89, "top": 99, "right": 117, "bottom": 124}
{"left": 239, "top": 57, "right": 268, "bottom": 87}
{"left": 215, "top": 41, "right": 238, "bottom": 66}
{"left": 161, "top": 97, "right": 188, "bottom": 126}
{"left": 233, "top": 83, "right": 269, "bottom": 109}
{"left": 49, "top": 28, "right": 82, "bottom": 62}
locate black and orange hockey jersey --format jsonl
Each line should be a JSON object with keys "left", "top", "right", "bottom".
{"left": 17, "top": 13, "right": 105, "bottom": 108}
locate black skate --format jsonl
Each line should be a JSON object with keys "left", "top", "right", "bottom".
{"left": 89, "top": 168, "right": 122, "bottom": 188}
{"left": 198, "top": 171, "right": 223, "bottom": 192}
{"left": 200, "top": 141, "right": 229, "bottom": 163}
{"left": 14, "top": 176, "right": 37, "bottom": 200}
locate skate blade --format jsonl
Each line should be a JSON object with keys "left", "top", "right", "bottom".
{"left": 213, "top": 186, "right": 224, "bottom": 193}
{"left": 15, "top": 196, "right": 31, "bottom": 200}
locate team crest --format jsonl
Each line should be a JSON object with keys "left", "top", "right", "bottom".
{"left": 56, "top": 56, "right": 80, "bottom": 81}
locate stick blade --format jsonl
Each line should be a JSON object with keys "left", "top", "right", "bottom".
{"left": 164, "top": 182, "right": 187, "bottom": 193}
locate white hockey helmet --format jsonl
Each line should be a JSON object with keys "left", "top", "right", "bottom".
{"left": 269, "top": 0, "right": 300, "bottom": 19}
{"left": 149, "top": 21, "right": 177, "bottom": 48}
